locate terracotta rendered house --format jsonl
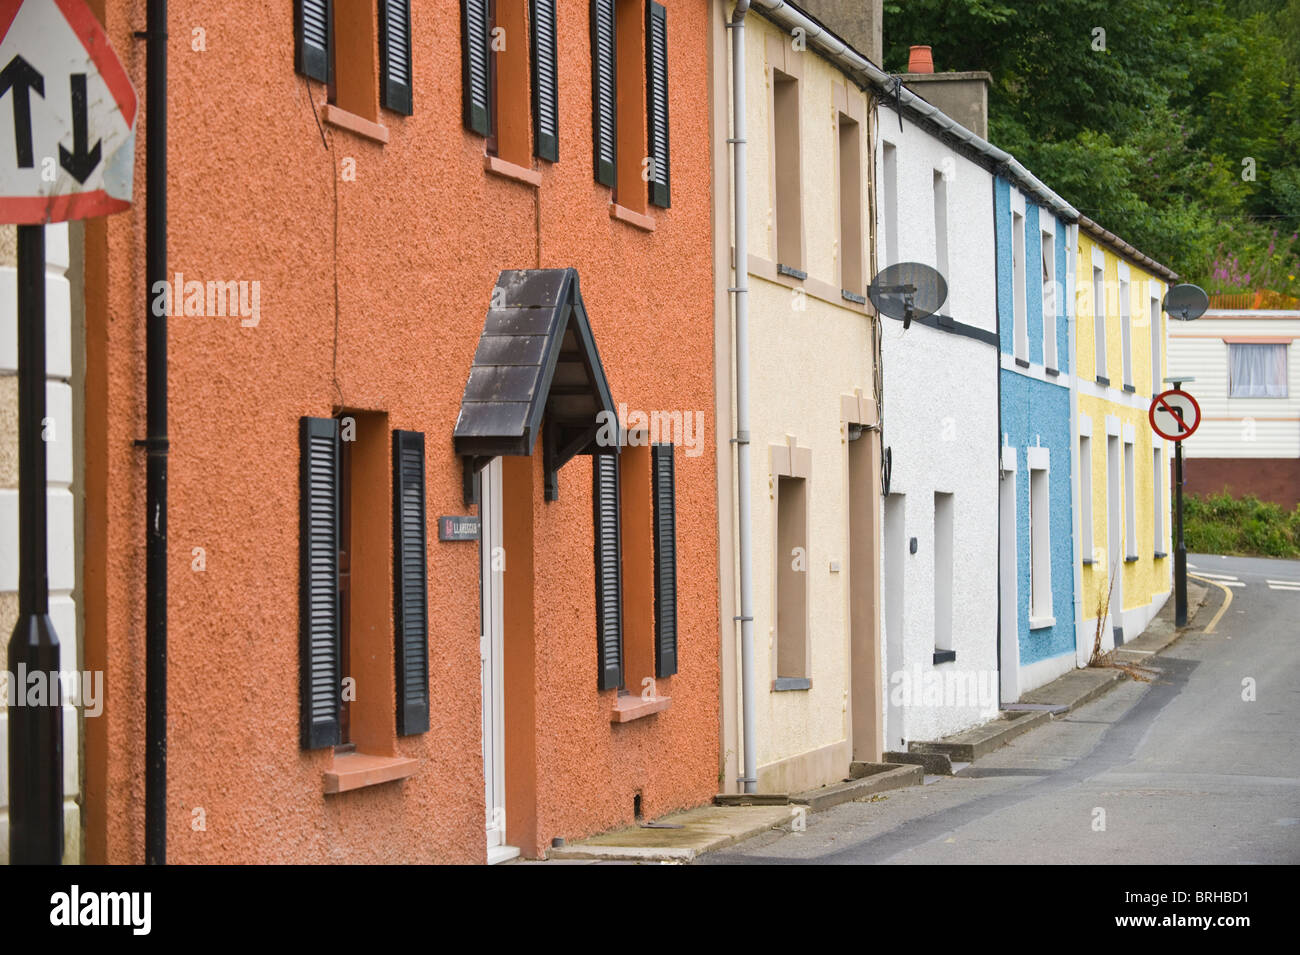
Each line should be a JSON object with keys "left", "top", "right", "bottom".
{"left": 76, "top": 0, "right": 717, "bottom": 864}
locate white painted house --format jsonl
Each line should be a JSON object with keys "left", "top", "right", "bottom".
{"left": 874, "top": 96, "right": 1002, "bottom": 748}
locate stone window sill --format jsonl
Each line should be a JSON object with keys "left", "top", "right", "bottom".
{"left": 610, "top": 202, "right": 656, "bottom": 231}
{"left": 933, "top": 649, "right": 956, "bottom": 665}
{"left": 611, "top": 693, "right": 671, "bottom": 723}
{"left": 485, "top": 154, "right": 542, "bottom": 187}
{"left": 1029, "top": 615, "right": 1056, "bottom": 630}
{"left": 324, "top": 751, "right": 418, "bottom": 794}
{"left": 322, "top": 104, "right": 389, "bottom": 144}
{"left": 772, "top": 677, "right": 811, "bottom": 692}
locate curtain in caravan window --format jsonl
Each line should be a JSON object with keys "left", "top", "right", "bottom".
{"left": 1229, "top": 343, "right": 1288, "bottom": 397}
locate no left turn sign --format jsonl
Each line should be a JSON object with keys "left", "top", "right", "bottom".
{"left": 1149, "top": 389, "right": 1201, "bottom": 442}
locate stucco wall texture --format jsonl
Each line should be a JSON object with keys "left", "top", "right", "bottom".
{"left": 993, "top": 180, "right": 1077, "bottom": 689}
{"left": 1075, "top": 235, "right": 1171, "bottom": 651}
{"left": 726, "top": 15, "right": 881, "bottom": 791}
{"left": 875, "top": 114, "right": 1000, "bottom": 749}
{"left": 84, "top": 0, "right": 716, "bottom": 863}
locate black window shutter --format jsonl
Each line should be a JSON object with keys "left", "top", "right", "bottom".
{"left": 300, "top": 416, "right": 342, "bottom": 749}
{"left": 295, "top": 0, "right": 332, "bottom": 84}
{"left": 379, "top": 0, "right": 414, "bottom": 115}
{"left": 593, "top": 453, "right": 623, "bottom": 690}
{"left": 531, "top": 0, "right": 560, "bottom": 162}
{"left": 590, "top": 0, "right": 617, "bottom": 187}
{"left": 646, "top": 2, "right": 670, "bottom": 208}
{"left": 652, "top": 443, "right": 678, "bottom": 676}
{"left": 392, "top": 430, "right": 430, "bottom": 735}
{"left": 461, "top": 0, "right": 492, "bottom": 136}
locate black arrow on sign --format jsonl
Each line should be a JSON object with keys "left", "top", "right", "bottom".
{"left": 59, "top": 73, "right": 101, "bottom": 183}
{"left": 0, "top": 55, "right": 45, "bottom": 168}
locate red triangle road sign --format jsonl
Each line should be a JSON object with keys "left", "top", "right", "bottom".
{"left": 0, "top": 0, "right": 137, "bottom": 223}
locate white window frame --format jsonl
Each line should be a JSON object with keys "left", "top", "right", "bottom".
{"left": 1123, "top": 435, "right": 1137, "bottom": 560}
{"left": 882, "top": 140, "right": 898, "bottom": 268}
{"left": 1079, "top": 420, "right": 1094, "bottom": 564}
{"left": 1153, "top": 445, "right": 1165, "bottom": 556}
{"left": 1041, "top": 223, "right": 1057, "bottom": 370}
{"left": 1149, "top": 287, "right": 1163, "bottom": 396}
{"left": 1092, "top": 250, "right": 1107, "bottom": 380}
{"left": 1013, "top": 203, "right": 1027, "bottom": 361}
{"left": 1027, "top": 446, "right": 1053, "bottom": 627}
{"left": 1119, "top": 263, "right": 1132, "bottom": 388}
{"left": 933, "top": 167, "right": 949, "bottom": 316}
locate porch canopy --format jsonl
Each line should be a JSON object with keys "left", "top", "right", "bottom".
{"left": 454, "top": 268, "right": 616, "bottom": 502}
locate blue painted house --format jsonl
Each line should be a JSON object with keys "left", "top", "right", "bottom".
{"left": 994, "top": 176, "right": 1082, "bottom": 700}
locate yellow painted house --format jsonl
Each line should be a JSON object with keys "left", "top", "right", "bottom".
{"left": 1072, "top": 216, "right": 1180, "bottom": 658}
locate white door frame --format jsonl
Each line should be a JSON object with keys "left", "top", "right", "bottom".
{"left": 480, "top": 458, "right": 512, "bottom": 862}
{"left": 998, "top": 456, "right": 1020, "bottom": 704}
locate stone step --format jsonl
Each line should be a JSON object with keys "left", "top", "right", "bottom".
{"left": 791, "top": 763, "right": 923, "bottom": 812}
{"left": 907, "top": 709, "right": 1051, "bottom": 762}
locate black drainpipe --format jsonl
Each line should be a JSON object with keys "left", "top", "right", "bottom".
{"left": 143, "top": 0, "right": 168, "bottom": 865}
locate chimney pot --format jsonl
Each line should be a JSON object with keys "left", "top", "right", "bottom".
{"left": 908, "top": 45, "right": 934, "bottom": 74}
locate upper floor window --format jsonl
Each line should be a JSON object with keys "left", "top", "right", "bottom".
{"left": 1041, "top": 228, "right": 1056, "bottom": 369}
{"left": 591, "top": 0, "right": 672, "bottom": 210}
{"left": 295, "top": 0, "right": 413, "bottom": 121}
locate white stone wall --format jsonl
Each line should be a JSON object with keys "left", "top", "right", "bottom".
{"left": 0, "top": 222, "right": 80, "bottom": 863}
{"left": 875, "top": 113, "right": 1002, "bottom": 748}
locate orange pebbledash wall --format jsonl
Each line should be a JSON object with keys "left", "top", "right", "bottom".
{"left": 82, "top": 0, "right": 717, "bottom": 863}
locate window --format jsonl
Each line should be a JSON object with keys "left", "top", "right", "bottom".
{"left": 1041, "top": 229, "right": 1056, "bottom": 369}
{"left": 933, "top": 169, "right": 949, "bottom": 314}
{"left": 1079, "top": 434, "right": 1094, "bottom": 563}
{"left": 594, "top": 442, "right": 679, "bottom": 693}
{"left": 776, "top": 475, "right": 808, "bottom": 682}
{"left": 1124, "top": 439, "right": 1137, "bottom": 559}
{"left": 881, "top": 142, "right": 898, "bottom": 268}
{"left": 772, "top": 69, "right": 802, "bottom": 271}
{"left": 839, "top": 114, "right": 863, "bottom": 296}
{"left": 299, "top": 416, "right": 430, "bottom": 750}
{"left": 590, "top": 1, "right": 670, "bottom": 210}
{"left": 1153, "top": 446, "right": 1165, "bottom": 557}
{"left": 1093, "top": 266, "right": 1107, "bottom": 380}
{"left": 933, "top": 492, "right": 954, "bottom": 652}
{"left": 1120, "top": 277, "right": 1133, "bottom": 388}
{"left": 1013, "top": 212, "right": 1027, "bottom": 360}
{"left": 1150, "top": 295, "right": 1162, "bottom": 395}
{"left": 460, "top": 0, "right": 560, "bottom": 167}
{"left": 295, "top": 1, "right": 412, "bottom": 120}
{"left": 1029, "top": 462, "right": 1052, "bottom": 622}
{"left": 1229, "top": 343, "right": 1288, "bottom": 397}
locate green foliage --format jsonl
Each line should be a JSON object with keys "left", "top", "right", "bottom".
{"left": 883, "top": 0, "right": 1300, "bottom": 294}
{"left": 1183, "top": 491, "right": 1300, "bottom": 557}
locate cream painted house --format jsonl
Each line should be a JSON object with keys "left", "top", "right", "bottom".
{"left": 713, "top": 3, "right": 884, "bottom": 794}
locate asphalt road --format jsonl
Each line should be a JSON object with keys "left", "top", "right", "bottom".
{"left": 702, "top": 553, "right": 1300, "bottom": 864}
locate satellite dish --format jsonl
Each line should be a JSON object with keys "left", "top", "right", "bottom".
{"left": 868, "top": 262, "right": 948, "bottom": 329}
{"left": 1163, "top": 284, "right": 1208, "bottom": 321}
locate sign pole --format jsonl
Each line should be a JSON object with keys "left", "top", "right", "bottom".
{"left": 1174, "top": 383, "right": 1187, "bottom": 627}
{"left": 6, "top": 222, "right": 64, "bottom": 864}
